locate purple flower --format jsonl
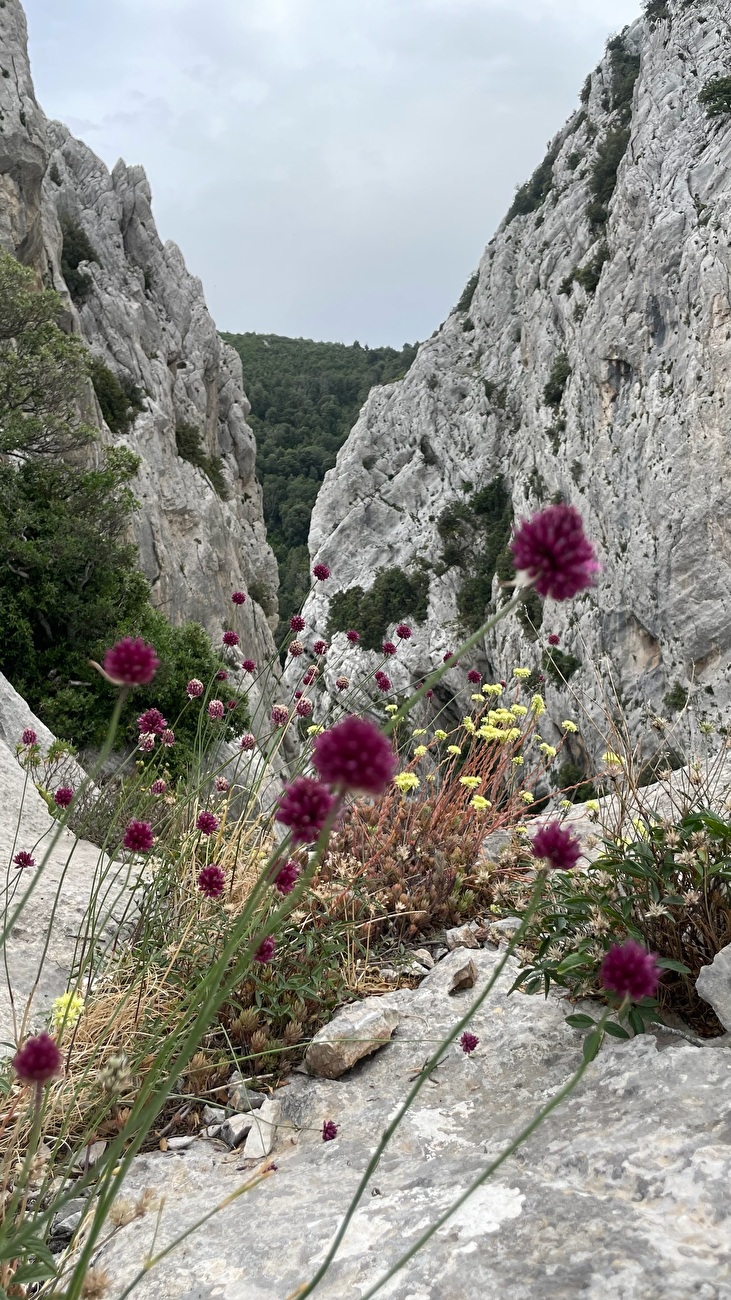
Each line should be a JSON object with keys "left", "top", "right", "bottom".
{"left": 460, "top": 1032, "right": 479, "bottom": 1055}
{"left": 443, "top": 651, "right": 454, "bottom": 663}
{"left": 12, "top": 1032, "right": 62, "bottom": 1085}
{"left": 288, "top": 640, "right": 305, "bottom": 658}
{"left": 510, "top": 504, "right": 599, "bottom": 602}
{"left": 136, "top": 707, "right": 167, "bottom": 735}
{"left": 150, "top": 779, "right": 167, "bottom": 796}
{"left": 600, "top": 941, "right": 660, "bottom": 1002}
{"left": 396, "top": 623, "right": 412, "bottom": 640}
{"left": 123, "top": 820, "right": 154, "bottom": 853}
{"left": 346, "top": 630, "right": 360, "bottom": 644}
{"left": 53, "top": 786, "right": 74, "bottom": 809}
{"left": 322, "top": 1120, "right": 339, "bottom": 1142}
{"left": 227, "top": 699, "right": 238, "bottom": 711}
{"left": 21, "top": 728, "right": 38, "bottom": 746}
{"left": 296, "top": 697, "right": 314, "bottom": 718}
{"left": 186, "top": 679, "right": 204, "bottom": 698}
{"left": 548, "top": 633, "right": 561, "bottom": 646}
{"left": 138, "top": 732, "right": 156, "bottom": 754}
{"left": 290, "top": 614, "right": 306, "bottom": 632}
{"left": 161, "top": 729, "right": 175, "bottom": 747}
{"left": 102, "top": 638, "right": 159, "bottom": 686}
{"left": 207, "top": 700, "right": 225, "bottom": 721}
{"left": 426, "top": 689, "right": 434, "bottom": 700}
{"left": 313, "top": 640, "right": 328, "bottom": 656}
{"left": 303, "top": 667, "right": 318, "bottom": 685}
{"left": 376, "top": 674, "right": 392, "bottom": 693}
{"left": 531, "top": 822, "right": 582, "bottom": 872}
{"left": 196, "top": 811, "right": 219, "bottom": 836}
{"left": 242, "top": 659, "right": 257, "bottom": 674}
{"left": 215, "top": 776, "right": 230, "bottom": 792}
{"left": 276, "top": 777, "right": 336, "bottom": 845}
{"left": 13, "top": 850, "right": 35, "bottom": 869}
{"left": 312, "top": 716, "right": 397, "bottom": 796}
{"left": 382, "top": 641, "right": 397, "bottom": 657}
{"left": 467, "top": 669, "right": 482, "bottom": 684}
{"left": 216, "top": 670, "right": 228, "bottom": 682}
{"left": 239, "top": 733, "right": 256, "bottom": 751}
{"left": 255, "top": 936, "right": 276, "bottom": 964}
{"left": 222, "top": 630, "right": 240, "bottom": 647}
{"left": 231, "top": 590, "right": 247, "bottom": 605}
{"left": 313, "top": 564, "right": 331, "bottom": 581}
{"left": 198, "top": 865, "right": 225, "bottom": 899}
{"left": 273, "top": 858, "right": 300, "bottom": 895}
{"left": 271, "top": 705, "right": 289, "bottom": 727}
{"left": 335, "top": 676, "right": 350, "bottom": 692}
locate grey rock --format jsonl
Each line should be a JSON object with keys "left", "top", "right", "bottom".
{"left": 50, "top": 1200, "right": 86, "bottom": 1240}
{"left": 0, "top": 675, "right": 89, "bottom": 794}
{"left": 220, "top": 1114, "right": 253, "bottom": 1150}
{"left": 93, "top": 947, "right": 731, "bottom": 1299}
{"left": 445, "top": 923, "right": 481, "bottom": 951}
{"left": 447, "top": 955, "right": 478, "bottom": 994}
{"left": 432, "top": 946, "right": 448, "bottom": 962}
{"left": 227, "top": 1073, "right": 265, "bottom": 1112}
{"left": 697, "top": 943, "right": 731, "bottom": 1034}
{"left": 412, "top": 947, "right": 435, "bottom": 969}
{"left": 201, "top": 1105, "right": 227, "bottom": 1126}
{"left": 305, "top": 998, "right": 400, "bottom": 1078}
{"left": 165, "top": 1136, "right": 196, "bottom": 1152}
{"left": 491, "top": 917, "right": 521, "bottom": 938}
{"left": 72, "top": 1140, "right": 107, "bottom": 1170}
{"left": 241, "top": 1099, "right": 281, "bottom": 1161}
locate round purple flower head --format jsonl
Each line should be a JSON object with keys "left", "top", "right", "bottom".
{"left": 215, "top": 776, "right": 230, "bottom": 792}
{"left": 54, "top": 786, "right": 74, "bottom": 809}
{"left": 276, "top": 777, "right": 336, "bottom": 845}
{"left": 227, "top": 699, "right": 238, "bottom": 711}
{"left": 531, "top": 822, "right": 582, "bottom": 872}
{"left": 137, "top": 707, "right": 167, "bottom": 735}
{"left": 186, "top": 679, "right": 204, "bottom": 698}
{"left": 312, "top": 716, "right": 397, "bottom": 796}
{"left": 273, "top": 858, "right": 300, "bottom": 895}
{"left": 322, "top": 1120, "right": 339, "bottom": 1142}
{"left": 396, "top": 623, "right": 412, "bottom": 641}
{"left": 467, "top": 669, "right": 482, "bottom": 684}
{"left": 296, "top": 697, "right": 314, "bottom": 718}
{"left": 271, "top": 705, "right": 289, "bottom": 727}
{"left": 242, "top": 659, "right": 257, "bottom": 674}
{"left": 313, "top": 640, "right": 328, "bottom": 656}
{"left": 346, "top": 629, "right": 360, "bottom": 644}
{"left": 313, "top": 564, "right": 331, "bottom": 581}
{"left": 335, "top": 676, "right": 350, "bottom": 692}
{"left": 196, "top": 811, "right": 219, "bottom": 836}
{"left": 231, "top": 590, "right": 247, "bottom": 605}
{"left": 460, "top": 1032, "right": 479, "bottom": 1055}
{"left": 21, "top": 728, "right": 38, "bottom": 746}
{"left": 382, "top": 641, "right": 396, "bottom": 657}
{"left": 239, "top": 733, "right": 256, "bottom": 751}
{"left": 443, "top": 651, "right": 455, "bottom": 664}
{"left": 510, "top": 504, "right": 599, "bottom": 602}
{"left": 600, "top": 941, "right": 660, "bottom": 1002}
{"left": 150, "top": 779, "right": 167, "bottom": 796}
{"left": 207, "top": 700, "right": 225, "bottom": 721}
{"left": 198, "top": 865, "right": 225, "bottom": 899}
{"left": 303, "top": 666, "right": 318, "bottom": 685}
{"left": 222, "top": 630, "right": 240, "bottom": 647}
{"left": 138, "top": 732, "right": 156, "bottom": 754}
{"left": 12, "top": 1032, "right": 62, "bottom": 1085}
{"left": 548, "top": 633, "right": 561, "bottom": 646}
{"left": 290, "top": 614, "right": 306, "bottom": 632}
{"left": 124, "top": 820, "right": 154, "bottom": 853}
{"left": 161, "top": 729, "right": 175, "bottom": 747}
{"left": 14, "top": 850, "right": 35, "bottom": 869}
{"left": 288, "top": 640, "right": 305, "bottom": 658}
{"left": 376, "top": 674, "right": 392, "bottom": 693}
{"left": 102, "top": 637, "right": 159, "bottom": 686}
{"left": 255, "top": 936, "right": 276, "bottom": 964}
{"left": 216, "top": 670, "right": 228, "bottom": 682}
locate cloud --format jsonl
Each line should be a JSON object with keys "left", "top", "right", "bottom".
{"left": 24, "top": 0, "right": 643, "bottom": 343}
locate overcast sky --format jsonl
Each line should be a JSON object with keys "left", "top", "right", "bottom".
{"left": 23, "top": 0, "right": 643, "bottom": 345}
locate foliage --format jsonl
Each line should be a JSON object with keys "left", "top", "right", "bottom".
{"left": 664, "top": 681, "right": 688, "bottom": 712}
{"left": 542, "top": 646, "right": 581, "bottom": 684}
{"left": 517, "top": 589, "right": 544, "bottom": 641}
{"left": 327, "top": 567, "right": 429, "bottom": 651}
{"left": 222, "top": 332, "right": 417, "bottom": 638}
{"left": 90, "top": 357, "right": 144, "bottom": 436}
{"left": 555, "top": 759, "right": 597, "bottom": 804}
{"left": 437, "top": 478, "right": 514, "bottom": 633}
{"left": 60, "top": 217, "right": 97, "bottom": 304}
{"left": 543, "top": 353, "right": 571, "bottom": 408}
{"left": 608, "top": 35, "right": 641, "bottom": 122}
{"left": 508, "top": 807, "right": 731, "bottom": 1036}
{"left": 175, "top": 422, "right": 229, "bottom": 499}
{"left": 455, "top": 273, "right": 479, "bottom": 313}
{"left": 644, "top": 0, "right": 670, "bottom": 26}
{"left": 573, "top": 243, "right": 610, "bottom": 294}
{"left": 587, "top": 128, "right": 631, "bottom": 230}
{"left": 506, "top": 139, "right": 561, "bottom": 224}
{"left": 699, "top": 76, "right": 731, "bottom": 118}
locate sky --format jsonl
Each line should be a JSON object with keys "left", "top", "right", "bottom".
{"left": 23, "top": 0, "right": 643, "bottom": 345}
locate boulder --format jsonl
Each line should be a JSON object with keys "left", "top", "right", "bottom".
{"left": 305, "top": 999, "right": 400, "bottom": 1078}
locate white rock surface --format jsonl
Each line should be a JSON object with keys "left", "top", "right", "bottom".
{"left": 697, "top": 943, "right": 731, "bottom": 1034}
{"left": 241, "top": 1098, "right": 281, "bottom": 1160}
{"left": 305, "top": 998, "right": 400, "bottom": 1078}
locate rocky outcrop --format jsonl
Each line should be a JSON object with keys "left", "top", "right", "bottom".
{"left": 0, "top": 0, "right": 279, "bottom": 698}
{"left": 304, "top": 1, "right": 731, "bottom": 766}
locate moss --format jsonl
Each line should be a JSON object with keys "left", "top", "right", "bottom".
{"left": 327, "top": 567, "right": 429, "bottom": 651}
{"left": 699, "top": 77, "right": 731, "bottom": 118}
{"left": 544, "top": 352, "right": 571, "bottom": 408}
{"left": 543, "top": 647, "right": 581, "bottom": 684}
{"left": 587, "top": 128, "right": 631, "bottom": 231}
{"left": 175, "top": 422, "right": 229, "bottom": 500}
{"left": 506, "top": 139, "right": 561, "bottom": 224}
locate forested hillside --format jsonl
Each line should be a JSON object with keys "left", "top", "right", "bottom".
{"left": 222, "top": 332, "right": 417, "bottom": 637}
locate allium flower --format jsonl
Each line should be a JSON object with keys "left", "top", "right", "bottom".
{"left": 196, "top": 811, "right": 219, "bottom": 836}
{"left": 21, "top": 728, "right": 38, "bottom": 746}
{"left": 273, "top": 858, "right": 300, "bottom": 895}
{"left": 138, "top": 732, "right": 156, "bottom": 754}
{"left": 302, "top": 667, "right": 318, "bottom": 685}
{"left": 276, "top": 777, "right": 336, "bottom": 845}
{"left": 14, "top": 850, "right": 35, "bottom": 869}
{"left": 12, "top": 1033, "right": 62, "bottom": 1085}
{"left": 396, "top": 623, "right": 412, "bottom": 640}
{"left": 255, "top": 936, "right": 276, "bottom": 964}
{"left": 239, "top": 733, "right": 256, "bottom": 751}
{"left": 548, "top": 633, "right": 561, "bottom": 646}
{"left": 290, "top": 614, "right": 306, "bottom": 632}
{"left": 467, "top": 669, "right": 482, "bottom": 684}
{"left": 375, "top": 673, "right": 392, "bottom": 693}
{"left": 215, "top": 776, "right": 230, "bottom": 792}
{"left": 123, "top": 820, "right": 154, "bottom": 852}
{"left": 198, "top": 865, "right": 225, "bottom": 899}
{"left": 242, "top": 659, "right": 257, "bottom": 674}
{"left": 531, "top": 821, "right": 581, "bottom": 871}
{"left": 161, "top": 729, "right": 175, "bottom": 747}
{"left": 207, "top": 700, "right": 225, "bottom": 720}
{"left": 102, "top": 638, "right": 159, "bottom": 686}
{"left": 150, "top": 779, "right": 167, "bottom": 795}
{"left": 227, "top": 699, "right": 238, "bottom": 711}
{"left": 313, "top": 564, "right": 331, "bottom": 581}
{"left": 382, "top": 641, "right": 397, "bottom": 656}
{"left": 313, "top": 716, "right": 397, "bottom": 795}
{"left": 231, "top": 590, "right": 247, "bottom": 605}
{"left": 313, "top": 640, "right": 328, "bottom": 656}
{"left": 222, "top": 630, "right": 240, "bottom": 647}
{"left": 54, "top": 786, "right": 74, "bottom": 809}
{"left": 335, "top": 676, "right": 350, "bottom": 692}
{"left": 216, "top": 670, "right": 228, "bottom": 682}
{"left": 186, "top": 679, "right": 204, "bottom": 698}
{"left": 443, "top": 651, "right": 454, "bottom": 663}
{"left": 322, "top": 1120, "right": 339, "bottom": 1141}
{"left": 511, "top": 504, "right": 599, "bottom": 601}
{"left": 137, "top": 707, "right": 167, "bottom": 735}
{"left": 271, "top": 704, "right": 289, "bottom": 727}
{"left": 600, "top": 940, "right": 660, "bottom": 1002}
{"left": 426, "top": 689, "right": 434, "bottom": 700}
{"left": 460, "top": 1031, "right": 479, "bottom": 1055}
{"left": 288, "top": 640, "right": 305, "bottom": 658}
{"left": 346, "top": 630, "right": 360, "bottom": 644}
{"left": 296, "top": 697, "right": 314, "bottom": 718}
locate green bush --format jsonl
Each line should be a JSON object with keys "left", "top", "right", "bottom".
{"left": 587, "top": 128, "right": 631, "bottom": 230}
{"left": 327, "top": 567, "right": 429, "bottom": 651}
{"left": 664, "top": 681, "right": 688, "bottom": 712}
{"left": 573, "top": 243, "right": 610, "bottom": 294}
{"left": 608, "top": 35, "right": 641, "bottom": 120}
{"left": 456, "top": 273, "right": 478, "bottom": 313}
{"left": 175, "top": 422, "right": 229, "bottom": 499}
{"left": 506, "top": 139, "right": 561, "bottom": 224}
{"left": 90, "top": 358, "right": 144, "bottom": 435}
{"left": 644, "top": 0, "right": 670, "bottom": 26}
{"left": 543, "top": 646, "right": 581, "bottom": 684}
{"left": 699, "top": 76, "right": 731, "bottom": 118}
{"left": 555, "top": 759, "right": 597, "bottom": 804}
{"left": 60, "top": 217, "right": 98, "bottom": 304}
{"left": 543, "top": 353, "right": 571, "bottom": 408}
{"left": 436, "top": 478, "right": 514, "bottom": 633}
{"left": 517, "top": 589, "right": 544, "bottom": 642}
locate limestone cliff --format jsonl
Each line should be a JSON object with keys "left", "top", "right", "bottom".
{"left": 0, "top": 0, "right": 279, "bottom": 701}
{"left": 304, "top": 1, "right": 731, "bottom": 768}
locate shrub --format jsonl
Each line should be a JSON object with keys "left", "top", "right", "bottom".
{"left": 587, "top": 128, "right": 631, "bottom": 230}
{"left": 506, "top": 139, "right": 561, "bottom": 224}
{"left": 608, "top": 35, "right": 641, "bottom": 121}
{"left": 543, "top": 646, "right": 581, "bottom": 684}
{"left": 644, "top": 0, "right": 670, "bottom": 26}
{"left": 543, "top": 352, "right": 571, "bottom": 408}
{"left": 580, "top": 75, "right": 592, "bottom": 105}
{"left": 90, "top": 358, "right": 144, "bottom": 435}
{"left": 573, "top": 243, "right": 610, "bottom": 294}
{"left": 327, "top": 567, "right": 430, "bottom": 651}
{"left": 48, "top": 161, "right": 61, "bottom": 185}
{"left": 664, "top": 681, "right": 688, "bottom": 712}
{"left": 175, "top": 422, "right": 229, "bottom": 499}
{"left": 60, "top": 217, "right": 98, "bottom": 304}
{"left": 517, "top": 589, "right": 544, "bottom": 641}
{"left": 699, "top": 76, "right": 731, "bottom": 118}
{"left": 436, "top": 478, "right": 514, "bottom": 633}
{"left": 555, "top": 759, "right": 597, "bottom": 803}
{"left": 456, "top": 273, "right": 478, "bottom": 313}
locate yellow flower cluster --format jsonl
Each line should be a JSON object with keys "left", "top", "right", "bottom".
{"left": 561, "top": 720, "right": 578, "bottom": 733}
{"left": 413, "top": 745, "right": 428, "bottom": 758}
{"left": 511, "top": 756, "right": 524, "bottom": 767}
{"left": 511, "top": 704, "right": 528, "bottom": 718}
{"left": 447, "top": 745, "right": 462, "bottom": 756}
{"left": 462, "top": 717, "right": 476, "bottom": 735}
{"left": 513, "top": 668, "right": 531, "bottom": 681}
{"left": 585, "top": 799, "right": 600, "bottom": 813}
{"left": 412, "top": 728, "right": 427, "bottom": 737}
{"left": 478, "top": 725, "right": 521, "bottom": 743}
{"left": 459, "top": 775, "right": 482, "bottom": 789}
{"left": 602, "top": 751, "right": 624, "bottom": 767}
{"left": 307, "top": 725, "right": 324, "bottom": 736}
{"left": 471, "top": 795, "right": 492, "bottom": 811}
{"left": 530, "top": 694, "right": 546, "bottom": 716}
{"left": 434, "top": 729, "right": 448, "bottom": 741}
{"left": 385, "top": 704, "right": 399, "bottom": 714}
{"left": 539, "top": 743, "right": 557, "bottom": 759}
{"left": 394, "top": 772, "right": 420, "bottom": 793}
{"left": 51, "top": 991, "right": 84, "bottom": 1031}
{"left": 482, "top": 683, "right": 503, "bottom": 696}
{"left": 520, "top": 791, "right": 535, "bottom": 804}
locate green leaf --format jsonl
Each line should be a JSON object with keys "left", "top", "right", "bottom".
{"left": 604, "top": 1022, "right": 631, "bottom": 1039}
{"left": 556, "top": 952, "right": 591, "bottom": 974}
{"left": 582, "top": 1027, "right": 603, "bottom": 1062}
{"left": 565, "top": 1013, "right": 595, "bottom": 1028}
{"left": 655, "top": 958, "right": 691, "bottom": 974}
{"left": 10, "top": 1260, "right": 57, "bottom": 1284}
{"left": 628, "top": 1006, "right": 645, "bottom": 1035}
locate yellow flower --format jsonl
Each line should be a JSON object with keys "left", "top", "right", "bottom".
{"left": 489, "top": 709, "right": 515, "bottom": 725}
{"left": 462, "top": 717, "right": 476, "bottom": 735}
{"left": 51, "top": 991, "right": 84, "bottom": 1032}
{"left": 434, "top": 729, "right": 448, "bottom": 741}
{"left": 513, "top": 668, "right": 531, "bottom": 680}
{"left": 505, "top": 728, "right": 522, "bottom": 742}
{"left": 602, "top": 751, "right": 624, "bottom": 767}
{"left": 511, "top": 756, "right": 524, "bottom": 767}
{"left": 447, "top": 745, "right": 462, "bottom": 756}
{"left": 530, "top": 694, "right": 546, "bottom": 716}
{"left": 511, "top": 704, "right": 528, "bottom": 718}
{"left": 632, "top": 817, "right": 649, "bottom": 840}
{"left": 558, "top": 799, "right": 572, "bottom": 810}
{"left": 414, "top": 745, "right": 428, "bottom": 758}
{"left": 394, "top": 772, "right": 420, "bottom": 793}
{"left": 471, "top": 693, "right": 485, "bottom": 703}
{"left": 699, "top": 721, "right": 714, "bottom": 736}
{"left": 482, "top": 683, "right": 503, "bottom": 696}
{"left": 412, "top": 728, "right": 427, "bottom": 737}
{"left": 307, "top": 725, "right": 324, "bottom": 735}
{"left": 478, "top": 725, "right": 501, "bottom": 742}
{"left": 561, "top": 720, "right": 578, "bottom": 733}
{"left": 459, "top": 776, "right": 482, "bottom": 789}
{"left": 539, "top": 743, "right": 557, "bottom": 759}
{"left": 520, "top": 791, "right": 535, "bottom": 804}
{"left": 471, "top": 795, "right": 492, "bottom": 811}
{"left": 426, "top": 772, "right": 436, "bottom": 782}
{"left": 385, "top": 704, "right": 399, "bottom": 714}
{"left": 585, "top": 799, "right": 600, "bottom": 813}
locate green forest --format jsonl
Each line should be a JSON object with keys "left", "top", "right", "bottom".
{"left": 222, "top": 332, "right": 418, "bottom": 637}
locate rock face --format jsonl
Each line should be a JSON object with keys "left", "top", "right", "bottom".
{"left": 0, "top": 0, "right": 279, "bottom": 706}
{"left": 304, "top": 2, "right": 731, "bottom": 765}
{"left": 94, "top": 947, "right": 731, "bottom": 1298}
{"left": 697, "top": 943, "right": 731, "bottom": 1033}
